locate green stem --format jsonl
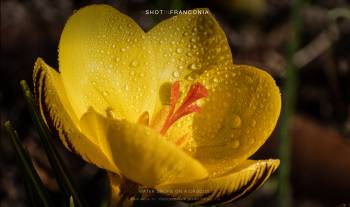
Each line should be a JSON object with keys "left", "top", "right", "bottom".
{"left": 277, "top": 0, "right": 304, "bottom": 207}
{"left": 20, "top": 80, "right": 89, "bottom": 207}
{"left": 4, "top": 121, "right": 54, "bottom": 207}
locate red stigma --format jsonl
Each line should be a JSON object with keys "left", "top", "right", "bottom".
{"left": 160, "top": 81, "right": 208, "bottom": 135}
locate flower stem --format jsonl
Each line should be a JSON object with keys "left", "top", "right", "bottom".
{"left": 20, "top": 80, "right": 88, "bottom": 207}
{"left": 277, "top": 0, "right": 304, "bottom": 206}
{"left": 4, "top": 121, "right": 54, "bottom": 207}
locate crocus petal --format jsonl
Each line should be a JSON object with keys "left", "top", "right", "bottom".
{"left": 155, "top": 159, "right": 279, "bottom": 205}
{"left": 148, "top": 8, "right": 232, "bottom": 81}
{"left": 33, "top": 58, "right": 118, "bottom": 172}
{"left": 147, "top": 8, "right": 233, "bottom": 115}
{"left": 59, "top": 5, "right": 158, "bottom": 122}
{"left": 79, "top": 109, "right": 208, "bottom": 186}
{"left": 192, "top": 65, "right": 281, "bottom": 166}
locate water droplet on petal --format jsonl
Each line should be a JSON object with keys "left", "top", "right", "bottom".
{"left": 251, "top": 120, "right": 256, "bottom": 127}
{"left": 249, "top": 137, "right": 256, "bottom": 144}
{"left": 172, "top": 71, "right": 180, "bottom": 78}
{"left": 232, "top": 140, "right": 240, "bottom": 148}
{"left": 188, "top": 63, "right": 199, "bottom": 70}
{"left": 231, "top": 114, "right": 241, "bottom": 128}
{"left": 186, "top": 73, "right": 198, "bottom": 81}
{"left": 130, "top": 60, "right": 138, "bottom": 67}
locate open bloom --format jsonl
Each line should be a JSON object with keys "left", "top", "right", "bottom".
{"left": 33, "top": 5, "right": 281, "bottom": 205}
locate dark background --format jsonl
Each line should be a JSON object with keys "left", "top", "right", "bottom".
{"left": 1, "top": 0, "right": 349, "bottom": 206}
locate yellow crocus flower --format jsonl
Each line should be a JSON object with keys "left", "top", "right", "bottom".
{"left": 33, "top": 5, "right": 281, "bottom": 205}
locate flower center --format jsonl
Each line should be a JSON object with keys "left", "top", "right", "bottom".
{"left": 159, "top": 81, "right": 208, "bottom": 135}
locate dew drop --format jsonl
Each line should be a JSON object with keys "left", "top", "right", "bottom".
{"left": 172, "top": 71, "right": 180, "bottom": 78}
{"left": 130, "top": 60, "right": 139, "bottom": 67}
{"left": 251, "top": 120, "right": 256, "bottom": 127}
{"left": 176, "top": 48, "right": 183, "bottom": 54}
{"left": 186, "top": 73, "right": 198, "bottom": 81}
{"left": 231, "top": 114, "right": 241, "bottom": 128}
{"left": 249, "top": 137, "right": 256, "bottom": 144}
{"left": 188, "top": 63, "right": 199, "bottom": 70}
